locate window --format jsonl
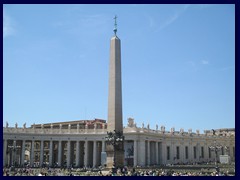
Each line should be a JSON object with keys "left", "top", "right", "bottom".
{"left": 185, "top": 146, "right": 188, "bottom": 159}
{"left": 167, "top": 146, "right": 170, "bottom": 160}
{"left": 209, "top": 147, "right": 211, "bottom": 158}
{"left": 193, "top": 146, "right": 197, "bottom": 159}
{"left": 201, "top": 146, "right": 204, "bottom": 158}
{"left": 176, "top": 146, "right": 180, "bottom": 159}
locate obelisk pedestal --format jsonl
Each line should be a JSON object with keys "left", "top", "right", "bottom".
{"left": 106, "top": 141, "right": 124, "bottom": 169}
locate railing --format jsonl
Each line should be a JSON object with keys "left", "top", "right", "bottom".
{"left": 3, "top": 127, "right": 107, "bottom": 134}
{"left": 4, "top": 126, "right": 234, "bottom": 138}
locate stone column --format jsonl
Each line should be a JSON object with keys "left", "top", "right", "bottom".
{"left": 40, "top": 140, "right": 44, "bottom": 167}
{"left": 161, "top": 142, "right": 166, "bottom": 165}
{"left": 159, "top": 142, "right": 163, "bottom": 165}
{"left": 21, "top": 140, "right": 26, "bottom": 166}
{"left": 3, "top": 139, "right": 7, "bottom": 166}
{"left": 93, "top": 141, "right": 97, "bottom": 168}
{"left": 171, "top": 141, "right": 175, "bottom": 163}
{"left": 76, "top": 141, "right": 80, "bottom": 167}
{"left": 204, "top": 143, "right": 208, "bottom": 161}
{"left": 49, "top": 140, "right": 53, "bottom": 167}
{"left": 84, "top": 140, "right": 89, "bottom": 167}
{"left": 30, "top": 140, "right": 35, "bottom": 166}
{"left": 138, "top": 140, "right": 146, "bottom": 166}
{"left": 180, "top": 143, "right": 184, "bottom": 163}
{"left": 147, "top": 140, "right": 150, "bottom": 166}
{"left": 101, "top": 140, "right": 106, "bottom": 166}
{"left": 189, "top": 143, "right": 193, "bottom": 163}
{"left": 67, "top": 140, "right": 71, "bottom": 167}
{"left": 196, "top": 143, "right": 200, "bottom": 162}
{"left": 182, "top": 145, "right": 185, "bottom": 163}
{"left": 134, "top": 140, "right": 138, "bottom": 166}
{"left": 102, "top": 140, "right": 105, "bottom": 152}
{"left": 58, "top": 141, "right": 62, "bottom": 167}
{"left": 156, "top": 141, "right": 159, "bottom": 165}
{"left": 228, "top": 145, "right": 232, "bottom": 160}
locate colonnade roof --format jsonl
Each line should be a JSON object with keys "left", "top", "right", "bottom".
{"left": 32, "top": 118, "right": 106, "bottom": 128}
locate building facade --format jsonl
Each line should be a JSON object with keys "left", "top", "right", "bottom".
{"left": 3, "top": 118, "right": 235, "bottom": 168}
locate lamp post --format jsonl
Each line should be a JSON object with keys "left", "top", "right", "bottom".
{"left": 224, "top": 146, "right": 229, "bottom": 155}
{"left": 173, "top": 157, "right": 176, "bottom": 165}
{"left": 209, "top": 141, "right": 222, "bottom": 166}
{"left": 126, "top": 147, "right": 133, "bottom": 166}
{"left": 7, "top": 140, "right": 21, "bottom": 167}
{"left": 105, "top": 130, "right": 124, "bottom": 172}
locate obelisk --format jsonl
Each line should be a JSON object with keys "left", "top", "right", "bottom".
{"left": 106, "top": 15, "right": 124, "bottom": 169}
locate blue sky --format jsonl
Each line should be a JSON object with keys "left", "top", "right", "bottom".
{"left": 3, "top": 4, "right": 235, "bottom": 133}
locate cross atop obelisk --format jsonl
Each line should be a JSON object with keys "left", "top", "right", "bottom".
{"left": 113, "top": 15, "right": 117, "bottom": 36}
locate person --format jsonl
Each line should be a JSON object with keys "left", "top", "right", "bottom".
{"left": 216, "top": 166, "right": 220, "bottom": 174}
{"left": 112, "top": 163, "right": 116, "bottom": 174}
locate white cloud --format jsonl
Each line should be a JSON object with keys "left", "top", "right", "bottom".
{"left": 158, "top": 13, "right": 179, "bottom": 31}
{"left": 157, "top": 5, "right": 191, "bottom": 31}
{"left": 3, "top": 9, "right": 14, "bottom": 38}
{"left": 201, "top": 60, "right": 209, "bottom": 65}
{"left": 144, "top": 14, "right": 156, "bottom": 29}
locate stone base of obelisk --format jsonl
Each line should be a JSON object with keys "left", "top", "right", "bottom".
{"left": 105, "top": 143, "right": 124, "bottom": 171}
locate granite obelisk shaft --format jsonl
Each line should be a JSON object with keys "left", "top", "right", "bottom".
{"left": 106, "top": 35, "right": 124, "bottom": 168}
{"left": 107, "top": 36, "right": 123, "bottom": 132}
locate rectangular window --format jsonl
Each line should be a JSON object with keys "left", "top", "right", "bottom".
{"left": 185, "top": 146, "right": 188, "bottom": 159}
{"left": 176, "top": 146, "right": 180, "bottom": 159}
{"left": 201, "top": 146, "right": 204, "bottom": 158}
{"left": 193, "top": 146, "right": 197, "bottom": 159}
{"left": 167, "top": 146, "right": 170, "bottom": 160}
{"left": 209, "top": 147, "right": 211, "bottom": 158}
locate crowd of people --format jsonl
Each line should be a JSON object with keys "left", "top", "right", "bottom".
{"left": 3, "top": 165, "right": 235, "bottom": 176}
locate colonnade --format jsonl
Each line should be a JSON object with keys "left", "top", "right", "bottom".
{"left": 3, "top": 139, "right": 106, "bottom": 168}
{"left": 134, "top": 139, "right": 233, "bottom": 166}
{"left": 3, "top": 137, "right": 235, "bottom": 167}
